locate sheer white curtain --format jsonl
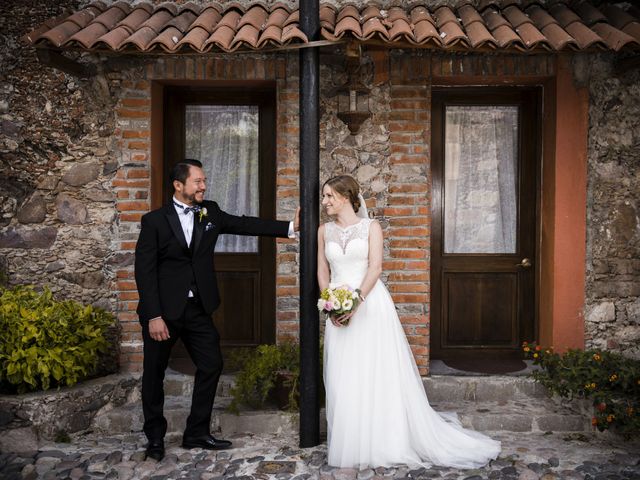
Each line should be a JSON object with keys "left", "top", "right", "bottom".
{"left": 444, "top": 106, "right": 518, "bottom": 253}
{"left": 185, "top": 105, "right": 259, "bottom": 253}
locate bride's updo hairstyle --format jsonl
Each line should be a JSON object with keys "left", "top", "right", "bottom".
{"left": 323, "top": 175, "right": 362, "bottom": 213}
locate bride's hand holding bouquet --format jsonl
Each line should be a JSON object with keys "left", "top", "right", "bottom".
{"left": 317, "top": 285, "right": 364, "bottom": 327}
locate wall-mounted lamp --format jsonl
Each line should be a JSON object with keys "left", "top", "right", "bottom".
{"left": 335, "top": 43, "right": 371, "bottom": 135}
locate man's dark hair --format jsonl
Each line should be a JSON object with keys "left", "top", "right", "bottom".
{"left": 170, "top": 159, "right": 203, "bottom": 185}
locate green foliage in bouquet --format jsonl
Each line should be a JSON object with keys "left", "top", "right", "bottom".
{"left": 523, "top": 341, "right": 640, "bottom": 438}
{"left": 0, "top": 285, "right": 116, "bottom": 393}
{"left": 228, "top": 342, "right": 300, "bottom": 413}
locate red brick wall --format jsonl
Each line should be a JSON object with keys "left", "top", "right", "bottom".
{"left": 112, "top": 50, "right": 558, "bottom": 374}
{"left": 113, "top": 55, "right": 298, "bottom": 371}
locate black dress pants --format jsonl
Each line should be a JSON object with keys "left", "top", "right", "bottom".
{"left": 141, "top": 297, "right": 223, "bottom": 441}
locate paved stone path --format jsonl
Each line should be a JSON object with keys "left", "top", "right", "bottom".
{"left": 1, "top": 430, "right": 638, "bottom": 480}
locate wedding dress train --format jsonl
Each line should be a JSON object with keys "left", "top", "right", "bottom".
{"left": 323, "top": 218, "right": 501, "bottom": 469}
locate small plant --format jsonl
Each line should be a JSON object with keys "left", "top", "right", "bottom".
{"left": 0, "top": 285, "right": 116, "bottom": 393}
{"left": 522, "top": 341, "right": 640, "bottom": 438}
{"left": 228, "top": 342, "right": 300, "bottom": 413}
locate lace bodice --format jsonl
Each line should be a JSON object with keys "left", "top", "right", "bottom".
{"left": 324, "top": 218, "right": 372, "bottom": 288}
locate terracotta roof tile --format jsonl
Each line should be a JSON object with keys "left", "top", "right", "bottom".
{"left": 176, "top": 25, "right": 209, "bottom": 51}
{"left": 205, "top": 24, "right": 235, "bottom": 50}
{"left": 362, "top": 17, "right": 390, "bottom": 40}
{"left": 413, "top": 19, "right": 440, "bottom": 44}
{"left": 140, "top": 10, "right": 174, "bottom": 33}
{"left": 37, "top": 20, "right": 83, "bottom": 47}
{"left": 591, "top": 23, "right": 639, "bottom": 51}
{"left": 601, "top": 5, "right": 636, "bottom": 30}
{"left": 69, "top": 22, "right": 110, "bottom": 49}
{"left": 238, "top": 5, "right": 269, "bottom": 30}
{"left": 191, "top": 7, "right": 222, "bottom": 33}
{"left": 409, "top": 6, "right": 435, "bottom": 27}
{"left": 166, "top": 10, "right": 198, "bottom": 33}
{"left": 483, "top": 8, "right": 511, "bottom": 31}
{"left": 335, "top": 15, "right": 363, "bottom": 39}
{"left": 571, "top": 1, "right": 607, "bottom": 26}
{"left": 94, "top": 25, "right": 133, "bottom": 50}
{"left": 464, "top": 20, "right": 497, "bottom": 48}
{"left": 257, "top": 24, "right": 283, "bottom": 47}
{"left": 66, "top": 8, "right": 102, "bottom": 29}
{"left": 387, "top": 17, "right": 414, "bottom": 42}
{"left": 122, "top": 25, "right": 158, "bottom": 50}
{"left": 25, "top": 0, "right": 640, "bottom": 54}
{"left": 148, "top": 25, "right": 183, "bottom": 51}
{"left": 265, "top": 8, "right": 290, "bottom": 29}
{"left": 116, "top": 7, "right": 153, "bottom": 31}
{"left": 92, "top": 4, "right": 130, "bottom": 30}
{"left": 492, "top": 23, "right": 523, "bottom": 48}
{"left": 623, "top": 23, "right": 640, "bottom": 44}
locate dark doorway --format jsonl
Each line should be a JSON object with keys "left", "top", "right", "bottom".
{"left": 431, "top": 88, "right": 540, "bottom": 371}
{"left": 163, "top": 86, "right": 278, "bottom": 372}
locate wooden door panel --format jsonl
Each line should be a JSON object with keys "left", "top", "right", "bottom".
{"left": 213, "top": 271, "right": 260, "bottom": 345}
{"left": 164, "top": 86, "right": 277, "bottom": 373}
{"left": 431, "top": 88, "right": 540, "bottom": 360}
{"left": 444, "top": 273, "right": 517, "bottom": 347}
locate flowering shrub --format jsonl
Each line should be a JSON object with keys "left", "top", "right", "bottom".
{"left": 522, "top": 342, "right": 640, "bottom": 438}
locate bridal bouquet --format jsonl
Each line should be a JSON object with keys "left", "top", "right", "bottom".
{"left": 317, "top": 286, "right": 362, "bottom": 325}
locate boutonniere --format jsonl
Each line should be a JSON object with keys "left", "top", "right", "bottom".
{"left": 198, "top": 207, "right": 208, "bottom": 223}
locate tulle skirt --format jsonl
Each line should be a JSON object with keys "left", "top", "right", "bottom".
{"left": 323, "top": 280, "right": 501, "bottom": 469}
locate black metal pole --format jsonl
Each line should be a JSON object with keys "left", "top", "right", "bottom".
{"left": 299, "top": 0, "right": 320, "bottom": 448}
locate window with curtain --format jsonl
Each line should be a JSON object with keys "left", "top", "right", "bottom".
{"left": 444, "top": 106, "right": 519, "bottom": 254}
{"left": 185, "top": 105, "right": 260, "bottom": 253}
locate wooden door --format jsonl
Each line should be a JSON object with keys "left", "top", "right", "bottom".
{"left": 164, "top": 86, "right": 277, "bottom": 353}
{"left": 431, "top": 88, "right": 539, "bottom": 361}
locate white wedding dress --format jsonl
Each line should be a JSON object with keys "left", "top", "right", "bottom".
{"left": 323, "top": 218, "right": 501, "bottom": 469}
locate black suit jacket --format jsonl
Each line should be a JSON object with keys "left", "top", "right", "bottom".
{"left": 134, "top": 200, "right": 289, "bottom": 324}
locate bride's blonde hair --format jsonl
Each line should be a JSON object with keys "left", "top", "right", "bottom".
{"left": 323, "top": 175, "right": 362, "bottom": 213}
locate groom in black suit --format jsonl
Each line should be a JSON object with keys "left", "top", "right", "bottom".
{"left": 135, "top": 159, "right": 298, "bottom": 460}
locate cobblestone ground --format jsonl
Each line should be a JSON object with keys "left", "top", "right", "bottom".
{"left": 0, "top": 430, "right": 639, "bottom": 480}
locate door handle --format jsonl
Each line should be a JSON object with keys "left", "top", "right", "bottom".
{"left": 516, "top": 258, "right": 532, "bottom": 268}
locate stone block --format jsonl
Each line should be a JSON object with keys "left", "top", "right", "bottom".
{"left": 56, "top": 194, "right": 88, "bottom": 224}
{"left": 0, "top": 226, "right": 57, "bottom": 248}
{"left": 586, "top": 302, "right": 616, "bottom": 323}
{"left": 535, "top": 414, "right": 589, "bottom": 432}
{"left": 0, "top": 427, "right": 39, "bottom": 453}
{"left": 17, "top": 194, "right": 46, "bottom": 224}
{"left": 219, "top": 411, "right": 298, "bottom": 435}
{"left": 466, "top": 413, "right": 533, "bottom": 432}
{"left": 62, "top": 162, "right": 101, "bottom": 186}
{"left": 626, "top": 298, "right": 640, "bottom": 324}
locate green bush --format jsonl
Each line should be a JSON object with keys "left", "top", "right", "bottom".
{"left": 228, "top": 342, "right": 300, "bottom": 413}
{"left": 523, "top": 341, "right": 640, "bottom": 438}
{"left": 0, "top": 285, "right": 116, "bottom": 393}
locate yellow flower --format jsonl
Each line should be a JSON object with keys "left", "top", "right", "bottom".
{"left": 606, "top": 414, "right": 615, "bottom": 423}
{"left": 609, "top": 374, "right": 618, "bottom": 382}
{"left": 533, "top": 353, "right": 539, "bottom": 358}
{"left": 593, "top": 353, "right": 602, "bottom": 361}
{"left": 584, "top": 382, "right": 597, "bottom": 390}
{"left": 591, "top": 382, "right": 596, "bottom": 389}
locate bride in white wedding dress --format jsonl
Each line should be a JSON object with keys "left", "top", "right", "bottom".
{"left": 318, "top": 175, "right": 501, "bottom": 470}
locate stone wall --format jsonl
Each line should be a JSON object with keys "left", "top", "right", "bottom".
{"left": 584, "top": 54, "right": 640, "bottom": 359}
{"left": 0, "top": 0, "right": 119, "bottom": 314}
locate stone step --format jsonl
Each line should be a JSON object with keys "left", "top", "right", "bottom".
{"left": 162, "top": 371, "right": 547, "bottom": 403}
{"left": 91, "top": 397, "right": 298, "bottom": 437}
{"left": 423, "top": 375, "right": 549, "bottom": 402}
{"left": 163, "top": 370, "right": 235, "bottom": 399}
{"left": 92, "top": 395, "right": 589, "bottom": 437}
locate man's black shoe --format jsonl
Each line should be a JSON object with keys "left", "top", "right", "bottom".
{"left": 145, "top": 439, "right": 165, "bottom": 461}
{"left": 182, "top": 434, "right": 232, "bottom": 450}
